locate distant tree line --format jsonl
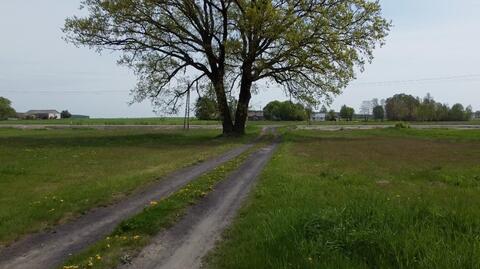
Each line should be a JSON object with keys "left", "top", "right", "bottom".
{"left": 356, "top": 94, "right": 475, "bottom": 122}
{"left": 195, "top": 92, "right": 476, "bottom": 122}
{"left": 384, "top": 93, "right": 473, "bottom": 121}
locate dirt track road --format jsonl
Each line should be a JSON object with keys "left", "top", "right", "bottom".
{"left": 122, "top": 140, "right": 278, "bottom": 269}
{"left": 0, "top": 144, "right": 252, "bottom": 269}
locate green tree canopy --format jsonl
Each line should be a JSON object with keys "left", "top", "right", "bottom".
{"left": 339, "top": 105, "right": 354, "bottom": 121}
{"left": 64, "top": 0, "right": 390, "bottom": 135}
{"left": 385, "top": 94, "right": 420, "bottom": 121}
{"left": 64, "top": 0, "right": 235, "bottom": 133}
{"left": 195, "top": 86, "right": 219, "bottom": 120}
{"left": 195, "top": 97, "right": 219, "bottom": 120}
{"left": 263, "top": 100, "right": 307, "bottom": 121}
{"left": 230, "top": 0, "right": 390, "bottom": 132}
{"left": 384, "top": 93, "right": 472, "bottom": 122}
{"left": 61, "top": 110, "right": 72, "bottom": 119}
{"left": 0, "top": 97, "right": 16, "bottom": 120}
{"left": 465, "top": 105, "right": 473, "bottom": 121}
{"left": 449, "top": 104, "right": 466, "bottom": 121}
{"left": 372, "top": 105, "right": 385, "bottom": 121}
{"left": 327, "top": 109, "right": 337, "bottom": 121}
{"left": 263, "top": 100, "right": 282, "bottom": 120}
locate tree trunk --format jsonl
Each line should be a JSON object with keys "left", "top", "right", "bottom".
{"left": 212, "top": 80, "right": 234, "bottom": 135}
{"left": 233, "top": 74, "right": 252, "bottom": 135}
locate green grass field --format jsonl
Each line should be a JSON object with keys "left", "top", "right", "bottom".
{"left": 0, "top": 117, "right": 219, "bottom": 126}
{"left": 207, "top": 128, "right": 480, "bottom": 268}
{"left": 1, "top": 117, "right": 479, "bottom": 126}
{"left": 62, "top": 145, "right": 259, "bottom": 269}
{"left": 0, "top": 128, "right": 254, "bottom": 245}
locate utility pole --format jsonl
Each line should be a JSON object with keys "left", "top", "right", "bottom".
{"left": 183, "top": 89, "right": 191, "bottom": 130}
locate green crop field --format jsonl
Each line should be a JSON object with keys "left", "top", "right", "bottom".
{"left": 0, "top": 128, "right": 254, "bottom": 245}
{"left": 207, "top": 128, "right": 480, "bottom": 268}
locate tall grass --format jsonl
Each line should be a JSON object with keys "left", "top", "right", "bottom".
{"left": 0, "top": 128, "right": 254, "bottom": 245}
{"left": 206, "top": 129, "right": 480, "bottom": 268}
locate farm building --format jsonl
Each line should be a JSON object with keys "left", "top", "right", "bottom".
{"left": 25, "top": 110, "right": 61, "bottom": 119}
{"left": 474, "top": 111, "right": 480, "bottom": 120}
{"left": 248, "top": 110, "right": 264, "bottom": 121}
{"left": 15, "top": 113, "right": 26, "bottom": 119}
{"left": 311, "top": 112, "right": 326, "bottom": 121}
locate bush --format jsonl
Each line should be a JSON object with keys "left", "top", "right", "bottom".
{"left": 394, "top": 122, "right": 410, "bottom": 129}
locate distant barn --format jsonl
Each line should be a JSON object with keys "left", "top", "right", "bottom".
{"left": 25, "top": 110, "right": 61, "bottom": 120}
{"left": 474, "top": 111, "right": 480, "bottom": 120}
{"left": 311, "top": 112, "right": 326, "bottom": 121}
{"left": 248, "top": 110, "right": 264, "bottom": 121}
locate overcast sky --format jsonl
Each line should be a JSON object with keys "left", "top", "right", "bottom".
{"left": 0, "top": 0, "right": 479, "bottom": 117}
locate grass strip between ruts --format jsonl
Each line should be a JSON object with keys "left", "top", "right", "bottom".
{"left": 61, "top": 145, "right": 259, "bottom": 269}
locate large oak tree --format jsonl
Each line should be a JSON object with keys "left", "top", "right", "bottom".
{"left": 64, "top": 0, "right": 236, "bottom": 133}
{"left": 229, "top": 0, "right": 390, "bottom": 132}
{"left": 64, "top": 0, "right": 390, "bottom": 135}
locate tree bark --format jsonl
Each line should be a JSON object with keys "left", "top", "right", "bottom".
{"left": 212, "top": 80, "right": 234, "bottom": 135}
{"left": 233, "top": 66, "right": 253, "bottom": 135}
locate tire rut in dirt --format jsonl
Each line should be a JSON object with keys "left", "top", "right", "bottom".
{"left": 121, "top": 141, "right": 278, "bottom": 269}
{"left": 0, "top": 144, "right": 252, "bottom": 269}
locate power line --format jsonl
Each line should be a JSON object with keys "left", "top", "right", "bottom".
{"left": 0, "top": 89, "right": 126, "bottom": 94}
{"left": 1, "top": 74, "right": 480, "bottom": 94}
{"left": 351, "top": 74, "right": 480, "bottom": 87}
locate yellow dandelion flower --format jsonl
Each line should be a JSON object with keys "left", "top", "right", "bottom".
{"left": 96, "top": 254, "right": 102, "bottom": 260}
{"left": 133, "top": 235, "right": 140, "bottom": 240}
{"left": 149, "top": 201, "right": 158, "bottom": 206}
